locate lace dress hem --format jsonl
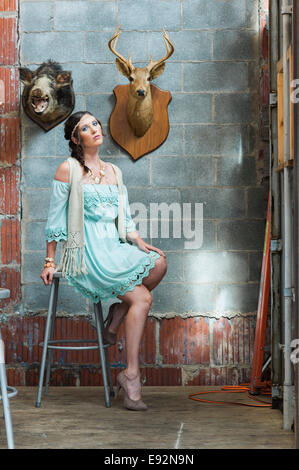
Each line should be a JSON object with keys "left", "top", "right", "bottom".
{"left": 65, "top": 251, "right": 161, "bottom": 302}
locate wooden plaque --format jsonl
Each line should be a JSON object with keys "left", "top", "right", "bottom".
{"left": 109, "top": 84, "right": 172, "bottom": 160}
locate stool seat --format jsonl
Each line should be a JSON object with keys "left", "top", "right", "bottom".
{"left": 0, "top": 288, "right": 11, "bottom": 299}
{"left": 36, "top": 272, "right": 114, "bottom": 409}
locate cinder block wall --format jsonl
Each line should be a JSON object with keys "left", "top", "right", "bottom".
{"left": 0, "top": 0, "right": 269, "bottom": 386}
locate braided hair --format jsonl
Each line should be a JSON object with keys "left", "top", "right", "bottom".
{"left": 64, "top": 111, "right": 105, "bottom": 173}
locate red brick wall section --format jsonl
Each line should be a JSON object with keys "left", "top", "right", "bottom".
{"left": 0, "top": 314, "right": 269, "bottom": 387}
{"left": 0, "top": 1, "right": 20, "bottom": 311}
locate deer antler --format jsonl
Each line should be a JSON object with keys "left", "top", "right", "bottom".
{"left": 147, "top": 28, "right": 174, "bottom": 71}
{"left": 108, "top": 26, "right": 134, "bottom": 70}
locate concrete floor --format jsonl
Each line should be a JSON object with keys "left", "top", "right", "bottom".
{"left": 0, "top": 386, "right": 295, "bottom": 449}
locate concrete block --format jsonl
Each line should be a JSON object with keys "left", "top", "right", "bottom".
{"left": 23, "top": 284, "right": 50, "bottom": 311}
{"left": 169, "top": 93, "right": 212, "bottom": 123}
{"left": 107, "top": 156, "right": 150, "bottom": 187}
{"left": 217, "top": 220, "right": 265, "bottom": 250}
{"left": 183, "top": 0, "right": 248, "bottom": 29}
{"left": 71, "top": 94, "right": 86, "bottom": 114}
{"left": 24, "top": 221, "right": 46, "bottom": 251}
{"left": 184, "top": 251, "right": 249, "bottom": 283}
{"left": 150, "top": 125, "right": 183, "bottom": 156}
{"left": 150, "top": 219, "right": 215, "bottom": 251}
{"left": 85, "top": 93, "right": 115, "bottom": 126}
{"left": 181, "top": 188, "right": 245, "bottom": 219}
{"left": 162, "top": 252, "right": 183, "bottom": 282}
{"left": 183, "top": 62, "right": 247, "bottom": 92}
{"left": 23, "top": 125, "right": 55, "bottom": 157}
{"left": 216, "top": 156, "right": 257, "bottom": 186}
{"left": 213, "top": 30, "right": 258, "bottom": 60}
{"left": 184, "top": 125, "right": 249, "bottom": 156}
{"left": 22, "top": 157, "right": 65, "bottom": 188}
{"left": 152, "top": 156, "right": 214, "bottom": 187}
{"left": 125, "top": 187, "right": 182, "bottom": 245}
{"left": 216, "top": 283, "right": 259, "bottom": 313}
{"left": 54, "top": 1, "right": 116, "bottom": 31}
{"left": 23, "top": 283, "right": 87, "bottom": 313}
{"left": 246, "top": 0, "right": 259, "bottom": 29}
{"left": 85, "top": 31, "right": 116, "bottom": 62}
{"left": 152, "top": 282, "right": 216, "bottom": 314}
{"left": 127, "top": 187, "right": 181, "bottom": 205}
{"left": 22, "top": 32, "right": 84, "bottom": 63}
{"left": 108, "top": 31, "right": 148, "bottom": 63}
{"left": 150, "top": 63, "right": 181, "bottom": 93}
{"left": 99, "top": 125, "right": 121, "bottom": 157}
{"left": 23, "top": 252, "right": 44, "bottom": 283}
{"left": 247, "top": 187, "right": 268, "bottom": 218}
{"left": 249, "top": 252, "right": 263, "bottom": 282}
{"left": 248, "top": 62, "right": 259, "bottom": 89}
{"left": 148, "top": 30, "right": 212, "bottom": 61}
{"left": 56, "top": 125, "right": 71, "bottom": 157}
{"left": 22, "top": 189, "right": 50, "bottom": 221}
{"left": 214, "top": 93, "right": 255, "bottom": 124}
{"left": 63, "top": 63, "right": 117, "bottom": 94}
{"left": 118, "top": 0, "right": 181, "bottom": 31}
{"left": 20, "top": 2, "right": 52, "bottom": 32}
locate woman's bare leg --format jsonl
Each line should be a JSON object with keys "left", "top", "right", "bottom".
{"left": 117, "top": 284, "right": 152, "bottom": 400}
{"left": 107, "top": 255, "right": 167, "bottom": 335}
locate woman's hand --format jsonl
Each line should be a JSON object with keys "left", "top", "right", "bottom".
{"left": 40, "top": 267, "right": 56, "bottom": 286}
{"left": 136, "top": 239, "right": 166, "bottom": 258}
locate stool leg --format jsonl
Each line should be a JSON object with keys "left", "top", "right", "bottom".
{"left": 105, "top": 348, "right": 115, "bottom": 398}
{"left": 0, "top": 341, "right": 14, "bottom": 449}
{"left": 45, "top": 277, "right": 59, "bottom": 396}
{"left": 35, "top": 279, "right": 56, "bottom": 408}
{"left": 94, "top": 303, "right": 111, "bottom": 408}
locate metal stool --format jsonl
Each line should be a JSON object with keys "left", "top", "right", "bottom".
{"left": 0, "top": 288, "right": 18, "bottom": 449}
{"left": 35, "top": 272, "right": 114, "bottom": 409}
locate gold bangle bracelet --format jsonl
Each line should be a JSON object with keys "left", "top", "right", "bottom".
{"left": 44, "top": 263, "right": 56, "bottom": 268}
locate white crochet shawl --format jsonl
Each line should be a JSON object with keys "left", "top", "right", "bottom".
{"left": 57, "top": 156, "right": 127, "bottom": 277}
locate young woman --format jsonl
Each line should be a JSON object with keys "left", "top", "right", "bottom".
{"left": 40, "top": 111, "right": 167, "bottom": 411}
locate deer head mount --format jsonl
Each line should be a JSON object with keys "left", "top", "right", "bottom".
{"left": 108, "top": 26, "right": 174, "bottom": 137}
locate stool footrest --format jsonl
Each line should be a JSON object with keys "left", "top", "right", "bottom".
{"left": 0, "top": 386, "right": 18, "bottom": 400}
{"left": 39, "top": 339, "right": 109, "bottom": 350}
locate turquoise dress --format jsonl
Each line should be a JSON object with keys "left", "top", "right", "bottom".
{"left": 45, "top": 180, "right": 161, "bottom": 302}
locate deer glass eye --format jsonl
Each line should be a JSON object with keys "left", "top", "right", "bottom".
{"left": 129, "top": 76, "right": 134, "bottom": 82}
{"left": 147, "top": 76, "right": 151, "bottom": 81}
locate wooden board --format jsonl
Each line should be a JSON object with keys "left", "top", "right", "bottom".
{"left": 276, "top": 46, "right": 294, "bottom": 171}
{"left": 287, "top": 44, "right": 294, "bottom": 159}
{"left": 109, "top": 84, "right": 172, "bottom": 160}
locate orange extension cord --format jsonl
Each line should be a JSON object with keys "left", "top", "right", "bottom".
{"left": 189, "top": 381, "right": 272, "bottom": 407}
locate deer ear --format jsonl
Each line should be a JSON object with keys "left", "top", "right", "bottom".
{"left": 19, "top": 67, "right": 33, "bottom": 85}
{"left": 115, "top": 58, "right": 131, "bottom": 78}
{"left": 150, "top": 62, "right": 165, "bottom": 80}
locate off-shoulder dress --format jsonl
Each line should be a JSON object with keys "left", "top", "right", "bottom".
{"left": 45, "top": 180, "right": 161, "bottom": 302}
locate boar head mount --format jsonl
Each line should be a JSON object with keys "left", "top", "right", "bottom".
{"left": 20, "top": 60, "right": 75, "bottom": 131}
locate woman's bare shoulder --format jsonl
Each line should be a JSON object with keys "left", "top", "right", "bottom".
{"left": 54, "top": 160, "right": 70, "bottom": 183}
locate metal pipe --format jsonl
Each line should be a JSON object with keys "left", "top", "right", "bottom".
{"left": 269, "top": 0, "right": 283, "bottom": 405}
{"left": 282, "top": 0, "right": 294, "bottom": 430}
{"left": 292, "top": 0, "right": 299, "bottom": 448}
